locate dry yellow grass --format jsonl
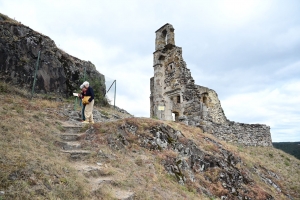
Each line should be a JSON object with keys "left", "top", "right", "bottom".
{"left": 87, "top": 118, "right": 300, "bottom": 199}
{"left": 0, "top": 82, "right": 299, "bottom": 200}
{"left": 0, "top": 93, "right": 92, "bottom": 199}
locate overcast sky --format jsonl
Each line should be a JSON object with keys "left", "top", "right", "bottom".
{"left": 1, "top": 0, "right": 299, "bottom": 142}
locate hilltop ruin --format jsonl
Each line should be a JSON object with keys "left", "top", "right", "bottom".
{"left": 150, "top": 23, "right": 272, "bottom": 146}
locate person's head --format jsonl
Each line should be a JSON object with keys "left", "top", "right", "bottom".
{"left": 82, "top": 87, "right": 87, "bottom": 92}
{"left": 82, "top": 81, "right": 89, "bottom": 88}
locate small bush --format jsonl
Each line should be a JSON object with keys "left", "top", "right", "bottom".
{"left": 0, "top": 82, "right": 8, "bottom": 93}
{"left": 100, "top": 110, "right": 109, "bottom": 116}
{"left": 284, "top": 160, "right": 290, "bottom": 166}
{"left": 268, "top": 153, "right": 274, "bottom": 158}
{"left": 20, "top": 56, "right": 30, "bottom": 63}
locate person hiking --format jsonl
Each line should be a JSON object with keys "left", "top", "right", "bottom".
{"left": 81, "top": 81, "right": 95, "bottom": 124}
{"left": 78, "top": 84, "right": 87, "bottom": 121}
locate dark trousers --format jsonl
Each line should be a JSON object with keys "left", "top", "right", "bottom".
{"left": 81, "top": 102, "right": 86, "bottom": 121}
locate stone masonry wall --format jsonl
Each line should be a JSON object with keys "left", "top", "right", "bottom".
{"left": 195, "top": 85, "right": 228, "bottom": 124}
{"left": 200, "top": 121, "right": 272, "bottom": 146}
{"left": 150, "top": 23, "right": 272, "bottom": 147}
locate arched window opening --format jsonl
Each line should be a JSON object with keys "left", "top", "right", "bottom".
{"left": 203, "top": 96, "right": 208, "bottom": 106}
{"left": 158, "top": 55, "right": 165, "bottom": 60}
{"left": 168, "top": 63, "right": 174, "bottom": 71}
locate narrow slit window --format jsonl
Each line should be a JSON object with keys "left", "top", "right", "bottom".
{"left": 162, "top": 30, "right": 167, "bottom": 45}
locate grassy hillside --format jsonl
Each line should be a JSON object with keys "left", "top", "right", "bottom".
{"left": 0, "top": 88, "right": 88, "bottom": 199}
{"left": 0, "top": 84, "right": 299, "bottom": 199}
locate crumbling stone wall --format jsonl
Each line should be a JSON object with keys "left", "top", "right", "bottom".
{"left": 202, "top": 121, "right": 272, "bottom": 147}
{"left": 150, "top": 23, "right": 272, "bottom": 147}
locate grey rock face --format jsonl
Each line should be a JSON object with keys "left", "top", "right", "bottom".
{"left": 104, "top": 123, "right": 280, "bottom": 199}
{"left": 0, "top": 17, "right": 105, "bottom": 97}
{"left": 150, "top": 24, "right": 272, "bottom": 147}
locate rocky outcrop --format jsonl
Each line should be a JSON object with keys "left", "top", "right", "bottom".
{"left": 0, "top": 13, "right": 105, "bottom": 97}
{"left": 95, "top": 122, "right": 289, "bottom": 199}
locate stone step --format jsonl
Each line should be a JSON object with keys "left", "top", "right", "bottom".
{"left": 90, "top": 178, "right": 134, "bottom": 200}
{"left": 61, "top": 150, "right": 91, "bottom": 154}
{"left": 111, "top": 189, "right": 134, "bottom": 200}
{"left": 62, "top": 125, "right": 83, "bottom": 134}
{"left": 60, "top": 133, "right": 83, "bottom": 141}
{"left": 90, "top": 177, "right": 114, "bottom": 190}
{"left": 61, "top": 150, "right": 91, "bottom": 160}
{"left": 55, "top": 141, "right": 81, "bottom": 150}
{"left": 65, "top": 141, "right": 82, "bottom": 150}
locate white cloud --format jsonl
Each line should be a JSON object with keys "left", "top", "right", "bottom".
{"left": 56, "top": 36, "right": 123, "bottom": 66}
{"left": 222, "top": 81, "right": 300, "bottom": 142}
{"left": 215, "top": 0, "right": 271, "bottom": 28}
{"left": 97, "top": 54, "right": 153, "bottom": 117}
{"left": 1, "top": 0, "right": 300, "bottom": 142}
{"left": 273, "top": 26, "right": 300, "bottom": 50}
{"left": 275, "top": 61, "right": 300, "bottom": 79}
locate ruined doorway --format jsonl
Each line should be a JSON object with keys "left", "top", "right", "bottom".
{"left": 172, "top": 111, "right": 179, "bottom": 122}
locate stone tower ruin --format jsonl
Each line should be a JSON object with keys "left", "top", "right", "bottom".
{"left": 150, "top": 23, "right": 272, "bottom": 147}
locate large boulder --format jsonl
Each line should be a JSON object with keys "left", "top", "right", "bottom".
{"left": 0, "top": 13, "right": 105, "bottom": 98}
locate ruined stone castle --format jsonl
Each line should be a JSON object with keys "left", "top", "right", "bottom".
{"left": 150, "top": 24, "right": 272, "bottom": 147}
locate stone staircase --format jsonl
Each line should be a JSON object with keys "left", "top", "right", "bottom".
{"left": 58, "top": 125, "right": 91, "bottom": 160}
{"left": 56, "top": 123, "right": 134, "bottom": 200}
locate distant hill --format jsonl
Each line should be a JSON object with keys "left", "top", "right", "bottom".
{"left": 273, "top": 142, "right": 300, "bottom": 160}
